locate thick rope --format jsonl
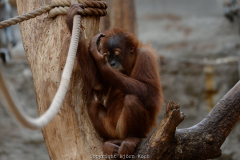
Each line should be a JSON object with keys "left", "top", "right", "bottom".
{"left": 49, "top": 0, "right": 107, "bottom": 18}
{"left": 0, "top": 0, "right": 103, "bottom": 129}
{"left": 0, "top": 5, "right": 54, "bottom": 29}
{"left": 52, "top": 0, "right": 108, "bottom": 9}
{"left": 48, "top": 6, "right": 107, "bottom": 18}
{"left": 0, "top": 0, "right": 107, "bottom": 29}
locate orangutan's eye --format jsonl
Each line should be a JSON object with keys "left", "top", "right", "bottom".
{"left": 114, "top": 48, "right": 121, "bottom": 55}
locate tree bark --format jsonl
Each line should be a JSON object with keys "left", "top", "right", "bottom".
{"left": 100, "top": 0, "right": 137, "bottom": 36}
{"left": 16, "top": 0, "right": 103, "bottom": 159}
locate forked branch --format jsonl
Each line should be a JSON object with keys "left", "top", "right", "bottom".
{"left": 133, "top": 80, "right": 240, "bottom": 160}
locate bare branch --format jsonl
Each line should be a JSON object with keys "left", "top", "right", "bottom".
{"left": 133, "top": 80, "right": 240, "bottom": 160}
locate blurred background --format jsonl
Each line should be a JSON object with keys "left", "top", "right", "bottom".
{"left": 0, "top": 0, "right": 240, "bottom": 159}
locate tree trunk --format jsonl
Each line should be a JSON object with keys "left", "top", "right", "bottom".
{"left": 16, "top": 0, "right": 103, "bottom": 159}
{"left": 100, "top": 0, "right": 137, "bottom": 36}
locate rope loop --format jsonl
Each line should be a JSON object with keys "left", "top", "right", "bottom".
{"left": 49, "top": 0, "right": 108, "bottom": 18}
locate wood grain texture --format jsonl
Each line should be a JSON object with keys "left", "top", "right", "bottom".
{"left": 16, "top": 0, "right": 103, "bottom": 159}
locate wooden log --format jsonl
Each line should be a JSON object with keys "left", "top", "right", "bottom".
{"left": 16, "top": 0, "right": 103, "bottom": 159}
{"left": 100, "top": 0, "right": 137, "bottom": 36}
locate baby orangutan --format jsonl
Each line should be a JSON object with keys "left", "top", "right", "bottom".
{"left": 66, "top": 4, "right": 163, "bottom": 158}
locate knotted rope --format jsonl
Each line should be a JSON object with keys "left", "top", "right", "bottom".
{"left": 49, "top": 0, "right": 107, "bottom": 17}
{"left": 0, "top": 0, "right": 107, "bottom": 129}
{"left": 0, "top": 0, "right": 107, "bottom": 29}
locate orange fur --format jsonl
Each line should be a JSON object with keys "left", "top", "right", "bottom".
{"left": 67, "top": 7, "right": 163, "bottom": 157}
